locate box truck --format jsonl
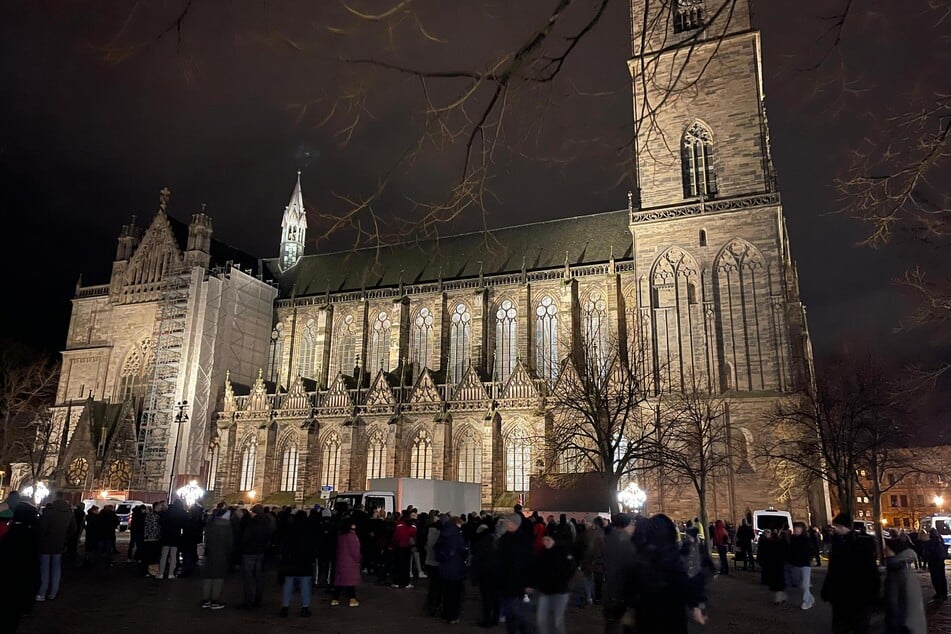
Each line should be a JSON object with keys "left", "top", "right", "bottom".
{"left": 329, "top": 478, "right": 482, "bottom": 517}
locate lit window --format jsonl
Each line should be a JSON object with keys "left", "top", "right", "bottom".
{"left": 267, "top": 325, "right": 283, "bottom": 383}
{"left": 582, "top": 291, "right": 608, "bottom": 371}
{"left": 535, "top": 296, "right": 559, "bottom": 381}
{"left": 449, "top": 303, "right": 471, "bottom": 383}
{"left": 366, "top": 428, "right": 387, "bottom": 487}
{"left": 411, "top": 307, "right": 434, "bottom": 371}
{"left": 410, "top": 429, "right": 433, "bottom": 479}
{"left": 297, "top": 320, "right": 317, "bottom": 379}
{"left": 335, "top": 316, "right": 356, "bottom": 377}
{"left": 457, "top": 428, "right": 482, "bottom": 484}
{"left": 505, "top": 429, "right": 530, "bottom": 492}
{"left": 321, "top": 433, "right": 341, "bottom": 491}
{"left": 239, "top": 439, "right": 257, "bottom": 491}
{"left": 280, "top": 445, "right": 299, "bottom": 492}
{"left": 370, "top": 311, "right": 391, "bottom": 372}
{"left": 207, "top": 445, "right": 219, "bottom": 491}
{"left": 495, "top": 299, "right": 518, "bottom": 382}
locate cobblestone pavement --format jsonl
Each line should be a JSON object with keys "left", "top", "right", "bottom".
{"left": 16, "top": 550, "right": 951, "bottom": 634}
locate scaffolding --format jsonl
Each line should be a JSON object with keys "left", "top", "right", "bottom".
{"left": 136, "top": 266, "right": 192, "bottom": 492}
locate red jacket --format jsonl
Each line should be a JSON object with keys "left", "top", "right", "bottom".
{"left": 533, "top": 522, "right": 547, "bottom": 553}
{"left": 392, "top": 521, "right": 416, "bottom": 549}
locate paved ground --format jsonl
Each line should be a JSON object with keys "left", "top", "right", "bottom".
{"left": 16, "top": 540, "right": 951, "bottom": 634}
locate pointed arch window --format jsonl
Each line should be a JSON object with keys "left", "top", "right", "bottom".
{"left": 280, "top": 445, "right": 299, "bottom": 492}
{"left": 370, "top": 310, "right": 391, "bottom": 372}
{"left": 535, "top": 295, "right": 559, "bottom": 381}
{"left": 494, "top": 299, "right": 518, "bottom": 382}
{"left": 297, "top": 320, "right": 317, "bottom": 379}
{"left": 207, "top": 444, "right": 219, "bottom": 491}
{"left": 321, "top": 432, "right": 341, "bottom": 491}
{"left": 108, "top": 459, "right": 131, "bottom": 489}
{"left": 582, "top": 291, "right": 608, "bottom": 372}
{"left": 682, "top": 122, "right": 717, "bottom": 198}
{"left": 268, "top": 325, "right": 284, "bottom": 384}
{"left": 117, "top": 348, "right": 143, "bottom": 401}
{"left": 674, "top": 0, "right": 705, "bottom": 33}
{"left": 411, "top": 307, "right": 435, "bottom": 371}
{"left": 457, "top": 428, "right": 482, "bottom": 484}
{"left": 67, "top": 457, "right": 89, "bottom": 487}
{"left": 335, "top": 315, "right": 357, "bottom": 377}
{"left": 449, "top": 303, "right": 471, "bottom": 383}
{"left": 410, "top": 429, "right": 433, "bottom": 479}
{"left": 366, "top": 428, "right": 387, "bottom": 487}
{"left": 505, "top": 429, "right": 530, "bottom": 492}
{"left": 239, "top": 438, "right": 257, "bottom": 491}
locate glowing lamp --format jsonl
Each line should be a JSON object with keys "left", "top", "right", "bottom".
{"left": 100, "top": 490, "right": 110, "bottom": 499}
{"left": 617, "top": 482, "right": 647, "bottom": 512}
{"left": 176, "top": 479, "right": 204, "bottom": 507}
{"left": 21, "top": 481, "right": 50, "bottom": 505}
{"left": 934, "top": 496, "right": 944, "bottom": 507}
{"left": 247, "top": 489, "right": 257, "bottom": 501}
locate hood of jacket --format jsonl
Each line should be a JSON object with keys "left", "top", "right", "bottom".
{"left": 886, "top": 547, "right": 918, "bottom": 569}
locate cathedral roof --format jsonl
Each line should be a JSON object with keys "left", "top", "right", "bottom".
{"left": 270, "top": 208, "right": 632, "bottom": 298}
{"left": 165, "top": 214, "right": 261, "bottom": 274}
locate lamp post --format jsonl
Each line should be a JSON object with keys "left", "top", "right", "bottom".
{"left": 167, "top": 400, "right": 188, "bottom": 501}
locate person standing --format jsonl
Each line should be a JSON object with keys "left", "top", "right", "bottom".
{"left": 68, "top": 503, "right": 85, "bottom": 562}
{"left": 158, "top": 499, "right": 185, "bottom": 579}
{"left": 331, "top": 520, "right": 362, "bottom": 607}
{"left": 201, "top": 508, "right": 232, "bottom": 610}
{"left": 496, "top": 514, "right": 535, "bottom": 634}
{"left": 757, "top": 530, "right": 787, "bottom": 605}
{"left": 926, "top": 528, "right": 948, "bottom": 601}
{"left": 390, "top": 511, "right": 416, "bottom": 589}
{"left": 83, "top": 506, "right": 100, "bottom": 567}
{"left": 712, "top": 519, "right": 730, "bottom": 576}
{"left": 240, "top": 504, "right": 269, "bottom": 609}
{"left": 180, "top": 503, "right": 204, "bottom": 577}
{"left": 424, "top": 513, "right": 444, "bottom": 616}
{"left": 789, "top": 522, "right": 815, "bottom": 610}
{"left": 141, "top": 502, "right": 162, "bottom": 577}
{"left": 128, "top": 505, "right": 145, "bottom": 562}
{"left": 471, "top": 520, "right": 500, "bottom": 628}
{"left": 98, "top": 504, "right": 119, "bottom": 566}
{"left": 532, "top": 535, "right": 575, "bottom": 634}
{"left": 601, "top": 514, "right": 636, "bottom": 634}
{"left": 0, "top": 503, "right": 40, "bottom": 631}
{"left": 821, "top": 512, "right": 879, "bottom": 634}
{"left": 736, "top": 518, "right": 755, "bottom": 571}
{"left": 580, "top": 516, "right": 605, "bottom": 606}
{"left": 883, "top": 534, "right": 927, "bottom": 634}
{"left": 36, "top": 491, "right": 76, "bottom": 601}
{"left": 279, "top": 510, "right": 317, "bottom": 617}
{"left": 435, "top": 515, "right": 467, "bottom": 624}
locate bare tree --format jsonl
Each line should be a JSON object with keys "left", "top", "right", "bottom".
{"left": 760, "top": 355, "right": 897, "bottom": 520}
{"left": 656, "top": 380, "right": 730, "bottom": 548}
{"left": 545, "top": 338, "right": 662, "bottom": 514}
{"left": 0, "top": 342, "right": 59, "bottom": 489}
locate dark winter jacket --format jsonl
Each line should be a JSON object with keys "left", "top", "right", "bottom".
{"left": 926, "top": 535, "right": 947, "bottom": 563}
{"left": 757, "top": 536, "right": 787, "bottom": 592}
{"left": 788, "top": 532, "right": 814, "bottom": 567}
{"left": 280, "top": 518, "right": 317, "bottom": 577}
{"left": 630, "top": 541, "right": 696, "bottom": 634}
{"left": 159, "top": 504, "right": 187, "bottom": 547}
{"left": 435, "top": 523, "right": 468, "bottom": 582}
{"left": 202, "top": 515, "right": 233, "bottom": 579}
{"left": 37, "top": 498, "right": 76, "bottom": 554}
{"left": 736, "top": 523, "right": 754, "bottom": 549}
{"left": 496, "top": 530, "right": 534, "bottom": 598}
{"left": 821, "top": 531, "right": 879, "bottom": 607}
{"left": 469, "top": 526, "right": 499, "bottom": 585}
{"left": 533, "top": 542, "right": 576, "bottom": 595}
{"left": 602, "top": 529, "right": 635, "bottom": 605}
{"left": 241, "top": 514, "right": 270, "bottom": 555}
{"left": 0, "top": 505, "right": 41, "bottom": 620}
{"left": 884, "top": 548, "right": 927, "bottom": 634}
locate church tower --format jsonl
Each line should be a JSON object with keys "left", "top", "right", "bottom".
{"left": 627, "top": 0, "right": 810, "bottom": 395}
{"left": 279, "top": 170, "right": 307, "bottom": 270}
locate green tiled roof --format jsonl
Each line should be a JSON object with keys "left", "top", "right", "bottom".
{"left": 270, "top": 209, "right": 632, "bottom": 298}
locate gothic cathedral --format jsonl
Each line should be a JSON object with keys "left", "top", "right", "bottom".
{"left": 45, "top": 0, "right": 827, "bottom": 524}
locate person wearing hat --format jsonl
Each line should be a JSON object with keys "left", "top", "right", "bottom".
{"left": 821, "top": 512, "right": 879, "bottom": 633}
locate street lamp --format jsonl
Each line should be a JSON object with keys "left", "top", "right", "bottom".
{"left": 617, "top": 482, "right": 647, "bottom": 513}
{"left": 934, "top": 495, "right": 944, "bottom": 508}
{"left": 166, "top": 400, "right": 189, "bottom": 501}
{"left": 247, "top": 489, "right": 257, "bottom": 502}
{"left": 22, "top": 481, "right": 50, "bottom": 506}
{"left": 176, "top": 479, "right": 204, "bottom": 507}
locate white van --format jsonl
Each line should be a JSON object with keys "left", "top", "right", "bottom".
{"left": 753, "top": 507, "right": 793, "bottom": 539}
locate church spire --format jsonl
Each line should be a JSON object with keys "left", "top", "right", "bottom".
{"left": 279, "top": 170, "right": 308, "bottom": 270}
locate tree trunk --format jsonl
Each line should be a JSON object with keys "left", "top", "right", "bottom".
{"left": 871, "top": 479, "right": 885, "bottom": 564}
{"left": 698, "top": 480, "right": 711, "bottom": 553}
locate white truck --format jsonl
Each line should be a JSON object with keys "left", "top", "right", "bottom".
{"left": 329, "top": 478, "right": 482, "bottom": 517}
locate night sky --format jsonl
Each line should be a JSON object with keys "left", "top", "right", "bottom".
{"left": 0, "top": 1, "right": 946, "bottom": 408}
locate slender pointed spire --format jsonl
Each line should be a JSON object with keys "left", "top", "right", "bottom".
{"left": 279, "top": 171, "right": 308, "bottom": 270}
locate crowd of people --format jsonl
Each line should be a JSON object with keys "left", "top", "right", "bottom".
{"left": 0, "top": 489, "right": 948, "bottom": 634}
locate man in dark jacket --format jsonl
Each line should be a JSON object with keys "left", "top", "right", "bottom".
{"left": 98, "top": 504, "right": 120, "bottom": 565}
{"left": 602, "top": 514, "right": 636, "bottom": 634}
{"left": 158, "top": 499, "right": 186, "bottom": 579}
{"left": 531, "top": 535, "right": 575, "bottom": 634}
{"left": 821, "top": 512, "right": 879, "bottom": 633}
{"left": 68, "top": 504, "right": 85, "bottom": 561}
{"left": 471, "top": 520, "right": 500, "bottom": 627}
{"left": 202, "top": 508, "right": 233, "bottom": 609}
{"left": 789, "top": 522, "right": 815, "bottom": 610}
{"left": 436, "top": 516, "right": 468, "bottom": 624}
{"left": 36, "top": 492, "right": 76, "bottom": 600}
{"left": 496, "top": 514, "right": 534, "bottom": 634}
{"left": 0, "top": 503, "right": 40, "bottom": 631}
{"left": 279, "top": 510, "right": 317, "bottom": 617}
{"left": 926, "top": 527, "right": 948, "bottom": 601}
{"left": 240, "top": 504, "right": 270, "bottom": 608}
{"left": 180, "top": 504, "right": 204, "bottom": 577}
{"left": 735, "top": 518, "right": 755, "bottom": 571}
